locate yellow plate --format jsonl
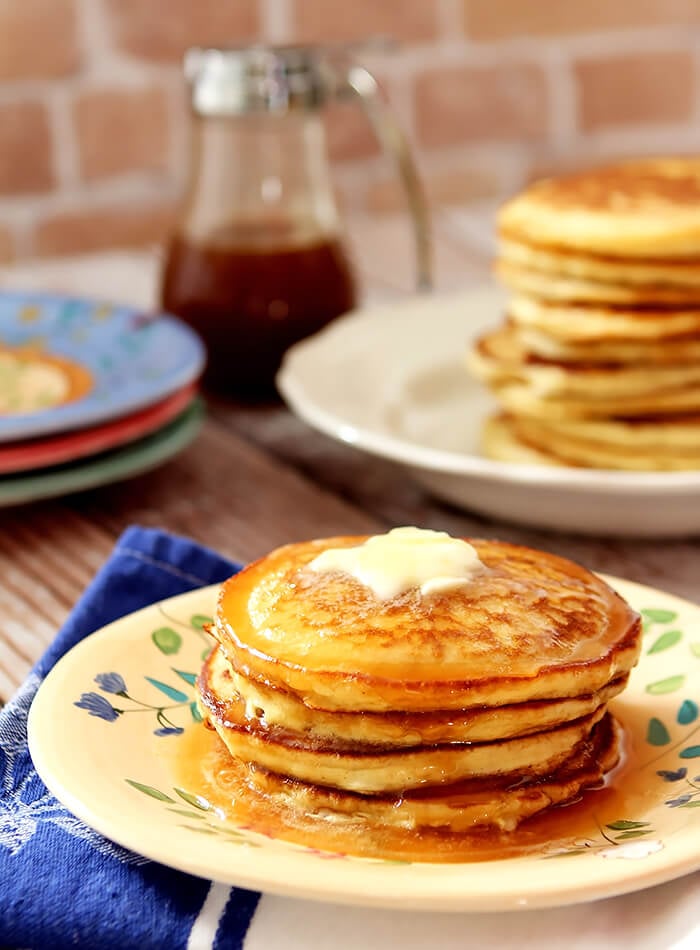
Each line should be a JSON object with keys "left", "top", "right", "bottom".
{"left": 28, "top": 579, "right": 700, "bottom": 911}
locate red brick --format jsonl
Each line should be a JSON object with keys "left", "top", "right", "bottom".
{"left": 105, "top": 0, "right": 260, "bottom": 62}
{"left": 415, "top": 63, "right": 548, "bottom": 148}
{"left": 0, "top": 102, "right": 53, "bottom": 196}
{"left": 292, "top": 0, "right": 439, "bottom": 43}
{"left": 464, "top": 0, "right": 700, "bottom": 40}
{"left": 74, "top": 86, "right": 170, "bottom": 181}
{"left": 575, "top": 51, "right": 694, "bottom": 131}
{"left": 34, "top": 203, "right": 178, "bottom": 257}
{"left": 0, "top": 0, "right": 79, "bottom": 80}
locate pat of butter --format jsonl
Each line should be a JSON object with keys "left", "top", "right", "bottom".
{"left": 307, "top": 527, "right": 484, "bottom": 600}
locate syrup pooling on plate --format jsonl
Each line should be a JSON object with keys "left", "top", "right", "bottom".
{"left": 195, "top": 528, "right": 642, "bottom": 858}
{"left": 175, "top": 708, "right": 663, "bottom": 863}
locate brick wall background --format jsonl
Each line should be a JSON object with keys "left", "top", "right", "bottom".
{"left": 1, "top": 0, "right": 700, "bottom": 263}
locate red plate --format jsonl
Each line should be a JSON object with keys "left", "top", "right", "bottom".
{"left": 0, "top": 383, "right": 199, "bottom": 474}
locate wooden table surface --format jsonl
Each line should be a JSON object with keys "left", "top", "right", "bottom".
{"left": 1, "top": 244, "right": 698, "bottom": 701}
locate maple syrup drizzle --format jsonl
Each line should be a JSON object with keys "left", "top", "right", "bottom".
{"left": 173, "top": 703, "right": 662, "bottom": 864}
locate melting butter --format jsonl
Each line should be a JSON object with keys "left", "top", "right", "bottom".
{"left": 308, "top": 527, "right": 484, "bottom": 600}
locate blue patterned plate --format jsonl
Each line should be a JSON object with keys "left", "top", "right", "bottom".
{"left": 0, "top": 291, "right": 205, "bottom": 442}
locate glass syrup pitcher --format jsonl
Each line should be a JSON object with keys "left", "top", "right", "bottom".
{"left": 161, "top": 44, "right": 431, "bottom": 398}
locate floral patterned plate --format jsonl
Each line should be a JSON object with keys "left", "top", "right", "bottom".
{"left": 0, "top": 290, "right": 204, "bottom": 441}
{"left": 28, "top": 578, "right": 700, "bottom": 911}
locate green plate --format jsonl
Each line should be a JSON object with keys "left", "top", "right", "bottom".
{"left": 0, "top": 399, "right": 204, "bottom": 506}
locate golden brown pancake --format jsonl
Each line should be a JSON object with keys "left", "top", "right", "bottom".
{"left": 204, "top": 647, "right": 628, "bottom": 746}
{"left": 497, "top": 259, "right": 700, "bottom": 306}
{"left": 508, "top": 294, "right": 700, "bottom": 343}
{"left": 468, "top": 326, "right": 700, "bottom": 419}
{"left": 200, "top": 662, "right": 607, "bottom": 794}
{"left": 482, "top": 415, "right": 570, "bottom": 467}
{"left": 488, "top": 413, "right": 700, "bottom": 471}
{"left": 516, "top": 325, "right": 700, "bottom": 365}
{"left": 238, "top": 713, "right": 620, "bottom": 833}
{"left": 500, "top": 236, "right": 700, "bottom": 288}
{"left": 212, "top": 536, "right": 641, "bottom": 713}
{"left": 197, "top": 531, "right": 640, "bottom": 840}
{"left": 471, "top": 158, "right": 700, "bottom": 471}
{"left": 498, "top": 158, "right": 700, "bottom": 258}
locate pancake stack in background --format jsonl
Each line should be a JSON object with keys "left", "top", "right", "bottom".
{"left": 467, "top": 158, "right": 700, "bottom": 470}
{"left": 198, "top": 530, "right": 641, "bottom": 855}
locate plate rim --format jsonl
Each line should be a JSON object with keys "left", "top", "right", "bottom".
{"left": 0, "top": 399, "right": 203, "bottom": 505}
{"left": 27, "top": 577, "right": 700, "bottom": 912}
{"left": 276, "top": 287, "right": 700, "bottom": 495}
{"left": 0, "top": 290, "right": 205, "bottom": 441}
{"left": 0, "top": 383, "right": 198, "bottom": 475}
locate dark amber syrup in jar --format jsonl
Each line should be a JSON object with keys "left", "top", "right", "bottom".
{"left": 161, "top": 232, "right": 356, "bottom": 399}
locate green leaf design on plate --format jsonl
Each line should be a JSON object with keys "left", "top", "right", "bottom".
{"left": 125, "top": 779, "right": 175, "bottom": 803}
{"left": 646, "top": 675, "right": 685, "bottom": 695}
{"left": 173, "top": 669, "right": 197, "bottom": 686}
{"left": 647, "top": 718, "right": 671, "bottom": 746}
{"left": 145, "top": 677, "right": 189, "bottom": 702}
{"left": 190, "top": 701, "right": 203, "bottom": 723}
{"left": 679, "top": 800, "right": 700, "bottom": 808}
{"left": 175, "top": 787, "right": 211, "bottom": 810}
{"left": 191, "top": 614, "right": 213, "bottom": 632}
{"left": 690, "top": 643, "right": 700, "bottom": 658}
{"left": 152, "top": 627, "right": 182, "bottom": 655}
{"left": 201, "top": 647, "right": 212, "bottom": 661}
{"left": 167, "top": 808, "right": 206, "bottom": 819}
{"left": 615, "top": 829, "right": 651, "bottom": 840}
{"left": 641, "top": 609, "right": 678, "bottom": 625}
{"left": 181, "top": 825, "right": 218, "bottom": 835}
{"left": 606, "top": 819, "right": 650, "bottom": 831}
{"left": 647, "top": 630, "right": 682, "bottom": 655}
{"left": 678, "top": 700, "right": 698, "bottom": 725}
{"left": 679, "top": 745, "right": 700, "bottom": 759}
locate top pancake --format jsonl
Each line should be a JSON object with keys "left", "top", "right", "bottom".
{"left": 499, "top": 158, "right": 700, "bottom": 259}
{"left": 214, "top": 536, "right": 640, "bottom": 712}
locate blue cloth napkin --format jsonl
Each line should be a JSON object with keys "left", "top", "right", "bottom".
{"left": 0, "top": 526, "right": 260, "bottom": 950}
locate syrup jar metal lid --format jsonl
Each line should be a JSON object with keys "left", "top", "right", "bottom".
{"left": 185, "top": 45, "right": 340, "bottom": 116}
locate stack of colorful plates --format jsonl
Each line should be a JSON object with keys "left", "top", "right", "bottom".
{"left": 0, "top": 290, "right": 206, "bottom": 506}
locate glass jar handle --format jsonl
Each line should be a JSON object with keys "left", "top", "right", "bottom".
{"left": 341, "top": 64, "right": 432, "bottom": 292}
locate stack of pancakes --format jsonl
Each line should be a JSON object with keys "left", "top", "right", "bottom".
{"left": 198, "top": 533, "right": 641, "bottom": 844}
{"left": 467, "top": 158, "right": 700, "bottom": 469}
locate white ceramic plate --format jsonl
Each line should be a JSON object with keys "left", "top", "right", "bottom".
{"left": 276, "top": 288, "right": 700, "bottom": 538}
{"left": 28, "top": 581, "right": 700, "bottom": 911}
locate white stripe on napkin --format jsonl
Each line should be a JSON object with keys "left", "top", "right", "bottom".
{"left": 187, "top": 882, "right": 232, "bottom": 950}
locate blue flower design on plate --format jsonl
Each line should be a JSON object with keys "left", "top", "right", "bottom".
{"left": 94, "top": 672, "right": 127, "bottom": 694}
{"left": 74, "top": 693, "right": 120, "bottom": 722}
{"left": 74, "top": 668, "right": 201, "bottom": 737}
